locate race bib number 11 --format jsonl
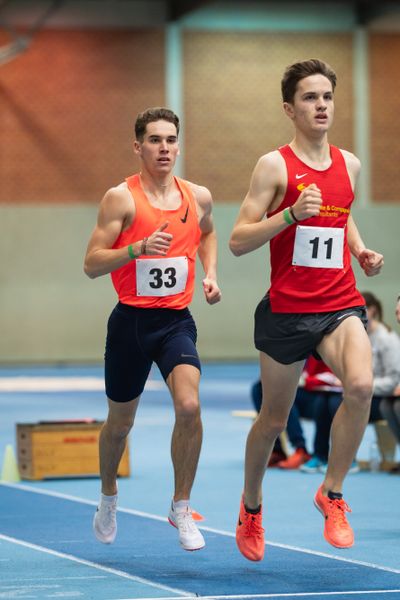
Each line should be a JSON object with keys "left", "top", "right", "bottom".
{"left": 136, "top": 256, "right": 188, "bottom": 296}
{"left": 292, "top": 225, "right": 344, "bottom": 269}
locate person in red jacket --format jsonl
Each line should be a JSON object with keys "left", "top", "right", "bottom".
{"left": 279, "top": 356, "right": 344, "bottom": 470}
{"left": 299, "top": 357, "right": 348, "bottom": 473}
{"left": 251, "top": 356, "right": 344, "bottom": 470}
{"left": 230, "top": 58, "right": 383, "bottom": 561}
{"left": 84, "top": 107, "right": 221, "bottom": 553}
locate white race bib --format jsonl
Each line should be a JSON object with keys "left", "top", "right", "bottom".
{"left": 292, "top": 225, "right": 344, "bottom": 269}
{"left": 136, "top": 256, "right": 188, "bottom": 297}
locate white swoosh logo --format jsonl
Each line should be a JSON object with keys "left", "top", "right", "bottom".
{"left": 336, "top": 312, "right": 357, "bottom": 321}
{"left": 295, "top": 173, "right": 308, "bottom": 179}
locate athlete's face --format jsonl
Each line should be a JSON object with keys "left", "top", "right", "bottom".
{"left": 134, "top": 120, "right": 179, "bottom": 174}
{"left": 284, "top": 74, "right": 334, "bottom": 136}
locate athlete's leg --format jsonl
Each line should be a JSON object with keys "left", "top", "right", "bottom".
{"left": 99, "top": 396, "right": 140, "bottom": 495}
{"left": 94, "top": 396, "right": 140, "bottom": 544}
{"left": 317, "top": 316, "right": 373, "bottom": 494}
{"left": 165, "top": 362, "right": 205, "bottom": 552}
{"left": 102, "top": 303, "right": 150, "bottom": 496}
{"left": 244, "top": 352, "right": 305, "bottom": 508}
{"left": 167, "top": 364, "right": 202, "bottom": 501}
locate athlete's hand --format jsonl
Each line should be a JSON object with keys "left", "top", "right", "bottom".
{"left": 202, "top": 277, "right": 221, "bottom": 305}
{"left": 358, "top": 248, "right": 384, "bottom": 277}
{"left": 292, "top": 183, "right": 322, "bottom": 221}
{"left": 144, "top": 222, "right": 173, "bottom": 256}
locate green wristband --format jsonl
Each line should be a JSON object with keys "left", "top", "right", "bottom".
{"left": 127, "top": 244, "right": 137, "bottom": 260}
{"left": 283, "top": 207, "right": 294, "bottom": 225}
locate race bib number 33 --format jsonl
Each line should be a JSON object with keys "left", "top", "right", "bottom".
{"left": 136, "top": 256, "right": 188, "bottom": 297}
{"left": 292, "top": 225, "right": 344, "bottom": 269}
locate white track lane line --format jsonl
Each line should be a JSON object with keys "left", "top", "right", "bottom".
{"left": 114, "top": 592, "right": 400, "bottom": 600}
{"left": 1, "top": 482, "right": 399, "bottom": 576}
{"left": 0, "top": 533, "right": 194, "bottom": 597}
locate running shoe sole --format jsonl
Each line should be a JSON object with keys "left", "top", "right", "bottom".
{"left": 168, "top": 516, "right": 205, "bottom": 551}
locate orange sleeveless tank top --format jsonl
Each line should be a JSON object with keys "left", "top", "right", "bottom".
{"left": 111, "top": 174, "right": 201, "bottom": 309}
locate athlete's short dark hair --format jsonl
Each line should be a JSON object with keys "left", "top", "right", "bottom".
{"left": 281, "top": 59, "right": 337, "bottom": 104}
{"left": 135, "top": 107, "right": 180, "bottom": 141}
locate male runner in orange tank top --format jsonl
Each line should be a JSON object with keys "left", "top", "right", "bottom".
{"left": 84, "top": 107, "right": 221, "bottom": 552}
{"left": 229, "top": 59, "right": 383, "bottom": 561}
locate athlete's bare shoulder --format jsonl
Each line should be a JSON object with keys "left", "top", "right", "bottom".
{"left": 98, "top": 181, "right": 135, "bottom": 229}
{"left": 339, "top": 149, "right": 361, "bottom": 190}
{"left": 246, "top": 149, "right": 287, "bottom": 213}
{"left": 102, "top": 181, "right": 131, "bottom": 204}
{"left": 252, "top": 149, "right": 287, "bottom": 191}
{"left": 186, "top": 181, "right": 212, "bottom": 217}
{"left": 101, "top": 182, "right": 133, "bottom": 211}
{"left": 257, "top": 149, "right": 286, "bottom": 175}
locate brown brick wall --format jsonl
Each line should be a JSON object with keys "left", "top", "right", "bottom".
{"left": 370, "top": 34, "right": 400, "bottom": 203}
{"left": 183, "top": 32, "right": 354, "bottom": 202}
{"left": 2, "top": 29, "right": 399, "bottom": 206}
{"left": 0, "top": 29, "right": 165, "bottom": 203}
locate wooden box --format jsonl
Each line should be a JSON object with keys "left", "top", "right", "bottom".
{"left": 16, "top": 420, "right": 130, "bottom": 480}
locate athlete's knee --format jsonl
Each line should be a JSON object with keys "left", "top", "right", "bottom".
{"left": 343, "top": 374, "right": 373, "bottom": 408}
{"left": 104, "top": 415, "right": 134, "bottom": 441}
{"left": 257, "top": 412, "right": 286, "bottom": 438}
{"left": 175, "top": 396, "right": 201, "bottom": 420}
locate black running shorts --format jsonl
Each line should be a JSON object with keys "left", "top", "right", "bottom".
{"left": 105, "top": 302, "right": 201, "bottom": 402}
{"left": 254, "top": 294, "right": 367, "bottom": 365}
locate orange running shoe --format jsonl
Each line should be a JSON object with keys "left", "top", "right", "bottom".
{"left": 277, "top": 447, "right": 311, "bottom": 469}
{"left": 236, "top": 495, "right": 265, "bottom": 561}
{"left": 314, "top": 485, "right": 354, "bottom": 548}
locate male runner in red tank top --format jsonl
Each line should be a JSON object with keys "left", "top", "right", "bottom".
{"left": 230, "top": 59, "right": 383, "bottom": 561}
{"left": 84, "top": 107, "right": 221, "bottom": 552}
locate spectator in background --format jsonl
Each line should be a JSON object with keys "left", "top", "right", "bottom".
{"left": 378, "top": 293, "right": 400, "bottom": 472}
{"left": 300, "top": 363, "right": 359, "bottom": 473}
{"left": 395, "top": 295, "right": 400, "bottom": 324}
{"left": 278, "top": 356, "right": 340, "bottom": 470}
{"left": 251, "top": 380, "right": 290, "bottom": 466}
{"left": 251, "top": 357, "right": 346, "bottom": 471}
{"left": 301, "top": 291, "right": 400, "bottom": 473}
{"left": 363, "top": 291, "right": 400, "bottom": 406}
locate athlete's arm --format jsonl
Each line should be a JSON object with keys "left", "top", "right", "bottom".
{"left": 193, "top": 184, "right": 221, "bottom": 305}
{"left": 229, "top": 151, "right": 321, "bottom": 256}
{"left": 84, "top": 185, "right": 138, "bottom": 279}
{"left": 342, "top": 150, "right": 384, "bottom": 277}
{"left": 347, "top": 216, "right": 384, "bottom": 277}
{"left": 84, "top": 185, "right": 174, "bottom": 279}
{"left": 229, "top": 152, "right": 285, "bottom": 256}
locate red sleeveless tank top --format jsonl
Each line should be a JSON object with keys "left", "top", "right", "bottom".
{"left": 111, "top": 174, "right": 201, "bottom": 309}
{"left": 267, "top": 144, "right": 364, "bottom": 312}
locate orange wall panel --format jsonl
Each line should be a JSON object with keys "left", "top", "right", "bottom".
{"left": 0, "top": 30, "right": 165, "bottom": 203}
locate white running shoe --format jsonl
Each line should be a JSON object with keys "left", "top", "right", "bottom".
{"left": 168, "top": 502, "right": 205, "bottom": 551}
{"left": 93, "top": 496, "right": 117, "bottom": 544}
